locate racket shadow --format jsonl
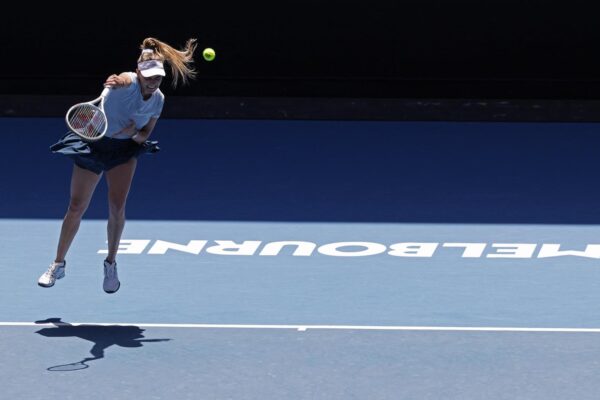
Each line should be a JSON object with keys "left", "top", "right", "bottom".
{"left": 34, "top": 318, "right": 171, "bottom": 372}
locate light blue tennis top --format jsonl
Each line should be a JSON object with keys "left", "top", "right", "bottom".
{"left": 102, "top": 72, "right": 164, "bottom": 139}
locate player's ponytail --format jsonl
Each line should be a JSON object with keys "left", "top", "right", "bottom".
{"left": 138, "top": 37, "right": 197, "bottom": 88}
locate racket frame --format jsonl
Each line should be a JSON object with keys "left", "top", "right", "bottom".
{"left": 65, "top": 87, "right": 110, "bottom": 142}
{"left": 47, "top": 360, "right": 90, "bottom": 371}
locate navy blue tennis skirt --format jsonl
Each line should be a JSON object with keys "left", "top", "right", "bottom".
{"left": 50, "top": 132, "right": 160, "bottom": 175}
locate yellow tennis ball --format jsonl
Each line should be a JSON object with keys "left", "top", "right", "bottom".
{"left": 203, "top": 48, "right": 216, "bottom": 61}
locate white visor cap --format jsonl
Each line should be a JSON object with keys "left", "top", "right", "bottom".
{"left": 138, "top": 60, "right": 165, "bottom": 77}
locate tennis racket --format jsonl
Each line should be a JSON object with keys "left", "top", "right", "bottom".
{"left": 65, "top": 87, "right": 110, "bottom": 142}
{"left": 47, "top": 356, "right": 96, "bottom": 371}
{"left": 47, "top": 360, "right": 90, "bottom": 371}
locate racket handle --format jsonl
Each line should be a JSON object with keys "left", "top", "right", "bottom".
{"left": 101, "top": 87, "right": 111, "bottom": 97}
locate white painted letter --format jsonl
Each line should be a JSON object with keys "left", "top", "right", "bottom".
{"left": 538, "top": 244, "right": 600, "bottom": 259}
{"left": 260, "top": 241, "right": 317, "bottom": 256}
{"left": 388, "top": 243, "right": 439, "bottom": 257}
{"left": 205, "top": 240, "right": 262, "bottom": 256}
{"left": 98, "top": 239, "right": 151, "bottom": 254}
{"left": 487, "top": 243, "right": 536, "bottom": 258}
{"left": 443, "top": 243, "right": 487, "bottom": 258}
{"left": 318, "top": 242, "right": 387, "bottom": 257}
{"left": 148, "top": 240, "right": 207, "bottom": 255}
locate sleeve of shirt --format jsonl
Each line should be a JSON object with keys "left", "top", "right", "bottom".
{"left": 125, "top": 72, "right": 139, "bottom": 94}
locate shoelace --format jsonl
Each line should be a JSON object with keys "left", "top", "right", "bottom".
{"left": 45, "top": 263, "right": 62, "bottom": 277}
{"left": 104, "top": 262, "right": 117, "bottom": 278}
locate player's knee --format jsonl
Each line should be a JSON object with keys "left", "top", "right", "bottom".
{"left": 108, "top": 201, "right": 127, "bottom": 219}
{"left": 67, "top": 199, "right": 89, "bottom": 216}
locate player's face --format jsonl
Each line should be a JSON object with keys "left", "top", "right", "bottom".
{"left": 139, "top": 73, "right": 163, "bottom": 96}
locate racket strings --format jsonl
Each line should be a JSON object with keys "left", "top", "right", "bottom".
{"left": 67, "top": 104, "right": 107, "bottom": 139}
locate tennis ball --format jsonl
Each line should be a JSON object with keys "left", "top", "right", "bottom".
{"left": 203, "top": 48, "right": 216, "bottom": 61}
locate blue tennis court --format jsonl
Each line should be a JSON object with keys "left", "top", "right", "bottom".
{"left": 2, "top": 117, "right": 600, "bottom": 399}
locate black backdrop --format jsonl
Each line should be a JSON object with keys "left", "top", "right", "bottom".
{"left": 2, "top": 1, "right": 599, "bottom": 99}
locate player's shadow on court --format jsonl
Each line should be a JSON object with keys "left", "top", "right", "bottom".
{"left": 34, "top": 318, "right": 171, "bottom": 371}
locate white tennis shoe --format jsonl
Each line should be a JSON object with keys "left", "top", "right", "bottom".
{"left": 103, "top": 259, "right": 120, "bottom": 293}
{"left": 38, "top": 261, "right": 66, "bottom": 287}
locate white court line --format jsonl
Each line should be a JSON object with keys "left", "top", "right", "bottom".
{"left": 2, "top": 322, "right": 600, "bottom": 333}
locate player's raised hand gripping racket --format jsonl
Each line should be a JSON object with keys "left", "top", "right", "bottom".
{"left": 65, "top": 87, "right": 110, "bottom": 142}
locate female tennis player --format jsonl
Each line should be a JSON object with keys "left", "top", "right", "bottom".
{"left": 38, "top": 37, "right": 197, "bottom": 293}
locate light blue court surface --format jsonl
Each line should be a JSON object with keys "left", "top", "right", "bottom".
{"left": 2, "top": 117, "right": 600, "bottom": 399}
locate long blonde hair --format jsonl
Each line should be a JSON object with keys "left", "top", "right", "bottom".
{"left": 137, "top": 37, "right": 197, "bottom": 88}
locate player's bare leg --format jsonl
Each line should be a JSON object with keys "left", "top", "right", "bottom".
{"left": 103, "top": 157, "right": 137, "bottom": 293}
{"left": 39, "top": 165, "right": 101, "bottom": 288}
{"left": 55, "top": 165, "right": 102, "bottom": 262}
{"left": 105, "top": 157, "right": 137, "bottom": 262}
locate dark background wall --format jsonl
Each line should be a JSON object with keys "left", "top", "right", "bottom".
{"left": 1, "top": 1, "right": 599, "bottom": 99}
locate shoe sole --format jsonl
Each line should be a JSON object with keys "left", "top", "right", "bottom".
{"left": 104, "top": 282, "right": 120, "bottom": 294}
{"left": 38, "top": 272, "right": 65, "bottom": 288}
